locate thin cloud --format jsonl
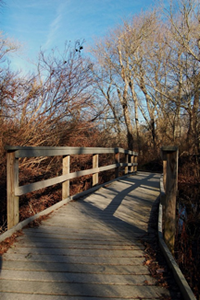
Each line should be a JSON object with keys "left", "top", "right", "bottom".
{"left": 43, "top": 2, "right": 66, "bottom": 50}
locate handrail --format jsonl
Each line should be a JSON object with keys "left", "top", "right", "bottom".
{"left": 5, "top": 145, "right": 138, "bottom": 229}
{"left": 5, "top": 146, "right": 137, "bottom": 157}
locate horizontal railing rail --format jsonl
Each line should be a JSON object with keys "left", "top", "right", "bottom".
{"left": 5, "top": 146, "right": 138, "bottom": 230}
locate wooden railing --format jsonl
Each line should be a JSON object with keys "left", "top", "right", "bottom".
{"left": 161, "top": 146, "right": 179, "bottom": 254}
{"left": 5, "top": 146, "right": 138, "bottom": 230}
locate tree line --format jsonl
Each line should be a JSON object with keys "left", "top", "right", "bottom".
{"left": 91, "top": 0, "right": 200, "bottom": 156}
{"left": 0, "top": 0, "right": 199, "bottom": 161}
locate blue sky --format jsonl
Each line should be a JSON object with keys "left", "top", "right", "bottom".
{"left": 1, "top": 0, "right": 158, "bottom": 73}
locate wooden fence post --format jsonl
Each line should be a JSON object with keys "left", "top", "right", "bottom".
{"left": 162, "top": 151, "right": 167, "bottom": 191}
{"left": 125, "top": 153, "right": 128, "bottom": 175}
{"left": 7, "top": 151, "right": 19, "bottom": 229}
{"left": 130, "top": 155, "right": 134, "bottom": 173}
{"left": 134, "top": 155, "right": 138, "bottom": 172}
{"left": 92, "top": 154, "right": 99, "bottom": 186}
{"left": 62, "top": 155, "right": 70, "bottom": 199}
{"left": 115, "top": 151, "right": 120, "bottom": 178}
{"left": 161, "top": 146, "right": 178, "bottom": 254}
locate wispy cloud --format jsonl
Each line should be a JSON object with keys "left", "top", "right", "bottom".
{"left": 42, "top": 2, "right": 66, "bottom": 50}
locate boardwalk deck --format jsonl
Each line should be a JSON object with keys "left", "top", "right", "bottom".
{"left": 0, "top": 172, "right": 173, "bottom": 299}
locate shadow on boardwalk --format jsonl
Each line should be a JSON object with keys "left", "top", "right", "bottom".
{"left": 0, "top": 172, "right": 181, "bottom": 299}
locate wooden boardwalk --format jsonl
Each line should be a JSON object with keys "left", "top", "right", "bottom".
{"left": 0, "top": 172, "right": 172, "bottom": 299}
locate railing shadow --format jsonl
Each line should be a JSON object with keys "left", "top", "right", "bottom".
{"left": 0, "top": 172, "right": 174, "bottom": 298}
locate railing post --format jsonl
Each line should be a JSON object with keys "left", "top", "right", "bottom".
{"left": 92, "top": 154, "right": 99, "bottom": 186}
{"left": 125, "top": 153, "right": 128, "bottom": 175}
{"left": 134, "top": 155, "right": 138, "bottom": 172}
{"left": 161, "top": 146, "right": 178, "bottom": 254}
{"left": 115, "top": 151, "right": 120, "bottom": 178}
{"left": 162, "top": 152, "right": 167, "bottom": 191}
{"left": 62, "top": 155, "right": 70, "bottom": 199}
{"left": 130, "top": 154, "right": 134, "bottom": 173}
{"left": 7, "top": 151, "right": 19, "bottom": 229}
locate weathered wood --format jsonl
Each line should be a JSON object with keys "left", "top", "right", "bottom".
{"left": 115, "top": 152, "right": 120, "bottom": 178}
{"left": 1, "top": 270, "right": 156, "bottom": 285}
{"left": 12, "top": 241, "right": 143, "bottom": 250}
{"left": 6, "top": 247, "right": 144, "bottom": 257}
{"left": 6, "top": 151, "right": 19, "bottom": 229}
{"left": 0, "top": 294, "right": 162, "bottom": 300}
{"left": 130, "top": 155, "right": 134, "bottom": 172}
{"left": 0, "top": 280, "right": 169, "bottom": 298}
{"left": 0, "top": 173, "right": 172, "bottom": 299}
{"left": 62, "top": 155, "right": 70, "bottom": 199}
{"left": 15, "top": 164, "right": 123, "bottom": 196}
{"left": 3, "top": 252, "right": 145, "bottom": 264}
{"left": 2, "top": 260, "right": 149, "bottom": 274}
{"left": 161, "top": 146, "right": 178, "bottom": 152}
{"left": 125, "top": 154, "right": 128, "bottom": 174}
{"left": 92, "top": 154, "right": 99, "bottom": 186}
{"left": 16, "top": 236, "right": 141, "bottom": 246}
{"left": 161, "top": 147, "right": 178, "bottom": 254}
{"left": 15, "top": 167, "right": 99, "bottom": 196}
{"left": 163, "top": 160, "right": 167, "bottom": 191}
{"left": 6, "top": 145, "right": 138, "bottom": 230}
{"left": 5, "top": 145, "right": 138, "bottom": 158}
{"left": 134, "top": 155, "right": 138, "bottom": 172}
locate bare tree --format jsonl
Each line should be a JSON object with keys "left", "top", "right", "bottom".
{"left": 91, "top": 11, "right": 161, "bottom": 150}
{"left": 91, "top": 0, "right": 199, "bottom": 154}
{"left": 166, "top": 0, "right": 200, "bottom": 153}
{"left": 0, "top": 39, "right": 98, "bottom": 151}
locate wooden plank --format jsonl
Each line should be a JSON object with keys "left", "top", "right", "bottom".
{"left": 15, "top": 237, "right": 141, "bottom": 247}
{"left": 92, "top": 154, "right": 99, "bottom": 186}
{"left": 6, "top": 151, "right": 19, "bottom": 229}
{"left": 21, "top": 228, "right": 137, "bottom": 240}
{"left": 99, "top": 163, "right": 118, "bottom": 172}
{"left": 12, "top": 242, "right": 144, "bottom": 250}
{"left": 5, "top": 145, "right": 138, "bottom": 157}
{"left": 23, "top": 223, "right": 145, "bottom": 234}
{"left": 0, "top": 294, "right": 157, "bottom": 300}
{"left": 15, "top": 164, "right": 119, "bottom": 196}
{"left": 20, "top": 227, "right": 146, "bottom": 242}
{"left": 15, "top": 231, "right": 144, "bottom": 241}
{"left": 6, "top": 146, "right": 137, "bottom": 158}
{"left": 0, "top": 280, "right": 170, "bottom": 298}
{"left": 62, "top": 155, "right": 70, "bottom": 199}
{"left": 0, "top": 270, "right": 156, "bottom": 285}
{"left": 2, "top": 260, "right": 149, "bottom": 274}
{"left": 3, "top": 252, "right": 145, "bottom": 265}
{"left": 6, "top": 247, "right": 144, "bottom": 257}
{"left": 15, "top": 167, "right": 97, "bottom": 196}
{"left": 4, "top": 252, "right": 145, "bottom": 265}
{"left": 161, "top": 145, "right": 178, "bottom": 152}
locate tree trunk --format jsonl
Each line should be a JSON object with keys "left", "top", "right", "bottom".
{"left": 128, "top": 81, "right": 140, "bottom": 150}
{"left": 117, "top": 87, "right": 135, "bottom": 150}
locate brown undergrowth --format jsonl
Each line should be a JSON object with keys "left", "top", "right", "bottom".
{"left": 175, "top": 181, "right": 200, "bottom": 299}
{"left": 142, "top": 199, "right": 181, "bottom": 300}
{"left": 0, "top": 231, "right": 24, "bottom": 256}
{"left": 174, "top": 155, "right": 200, "bottom": 299}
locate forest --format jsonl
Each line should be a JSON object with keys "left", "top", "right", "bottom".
{"left": 0, "top": 0, "right": 200, "bottom": 298}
